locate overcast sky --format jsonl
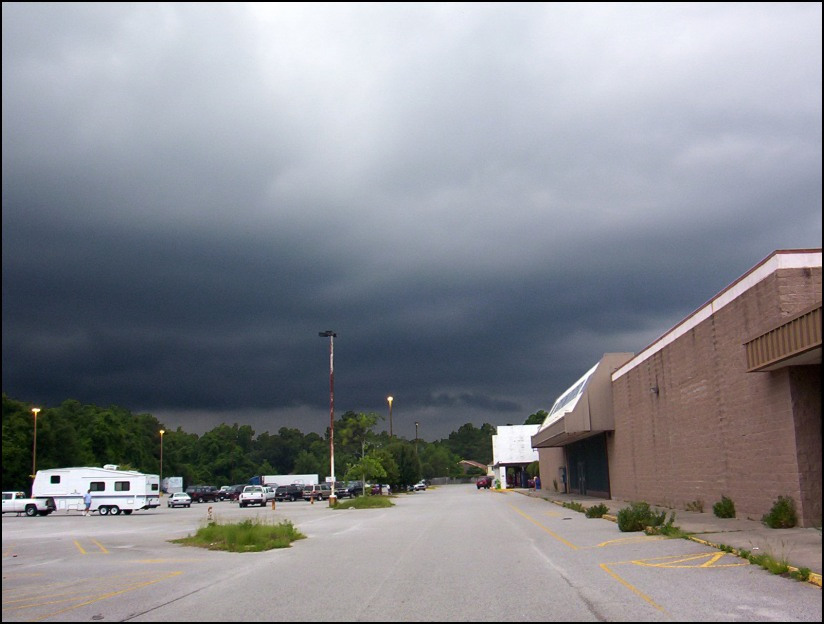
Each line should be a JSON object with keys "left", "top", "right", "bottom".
{"left": 3, "top": 3, "right": 821, "bottom": 441}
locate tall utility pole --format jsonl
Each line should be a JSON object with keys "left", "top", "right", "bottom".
{"left": 319, "top": 331, "right": 338, "bottom": 506}
{"left": 387, "top": 396, "right": 394, "bottom": 437}
{"left": 31, "top": 407, "right": 40, "bottom": 480}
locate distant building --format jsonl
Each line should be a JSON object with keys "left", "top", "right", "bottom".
{"left": 492, "top": 425, "right": 539, "bottom": 489}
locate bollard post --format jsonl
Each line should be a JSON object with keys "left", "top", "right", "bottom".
{"left": 271, "top": 498, "right": 276, "bottom": 510}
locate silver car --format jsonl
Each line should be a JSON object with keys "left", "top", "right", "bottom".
{"left": 167, "top": 492, "right": 192, "bottom": 508}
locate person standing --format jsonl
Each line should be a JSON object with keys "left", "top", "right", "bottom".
{"left": 83, "top": 490, "right": 92, "bottom": 516}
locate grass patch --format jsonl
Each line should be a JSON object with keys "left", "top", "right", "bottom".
{"left": 334, "top": 495, "right": 394, "bottom": 510}
{"left": 171, "top": 518, "right": 305, "bottom": 552}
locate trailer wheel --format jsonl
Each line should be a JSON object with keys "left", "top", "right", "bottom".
{"left": 110, "top": 506, "right": 120, "bottom": 515}
{"left": 99, "top": 506, "right": 109, "bottom": 516}
{"left": 25, "top": 505, "right": 38, "bottom": 517}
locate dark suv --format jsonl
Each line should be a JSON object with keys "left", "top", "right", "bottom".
{"left": 185, "top": 485, "right": 221, "bottom": 503}
{"left": 275, "top": 484, "right": 302, "bottom": 502}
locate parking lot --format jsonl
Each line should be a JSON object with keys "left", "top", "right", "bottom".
{"left": 3, "top": 485, "right": 821, "bottom": 621}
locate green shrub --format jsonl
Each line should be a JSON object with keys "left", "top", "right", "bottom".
{"left": 586, "top": 503, "right": 609, "bottom": 518}
{"left": 762, "top": 495, "right": 797, "bottom": 528}
{"left": 713, "top": 496, "right": 736, "bottom": 518}
{"left": 563, "top": 501, "right": 586, "bottom": 513}
{"left": 617, "top": 501, "right": 667, "bottom": 532}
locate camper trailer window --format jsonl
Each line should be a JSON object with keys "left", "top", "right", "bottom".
{"left": 90, "top": 481, "right": 105, "bottom": 492}
{"left": 50, "top": 476, "right": 60, "bottom": 484}
{"left": 115, "top": 481, "right": 130, "bottom": 491}
{"left": 151, "top": 483, "right": 158, "bottom": 491}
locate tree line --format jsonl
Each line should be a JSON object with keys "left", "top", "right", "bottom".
{"left": 1, "top": 394, "right": 533, "bottom": 494}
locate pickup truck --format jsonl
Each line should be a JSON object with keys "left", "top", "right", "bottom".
{"left": 238, "top": 485, "right": 266, "bottom": 507}
{"left": 2, "top": 491, "right": 56, "bottom": 517}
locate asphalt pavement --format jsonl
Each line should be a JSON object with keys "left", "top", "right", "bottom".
{"left": 513, "top": 487, "right": 822, "bottom": 588}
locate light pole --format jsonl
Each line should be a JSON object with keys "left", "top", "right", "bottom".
{"left": 159, "top": 429, "right": 165, "bottom": 496}
{"left": 387, "top": 396, "right": 394, "bottom": 437}
{"left": 415, "top": 421, "right": 419, "bottom": 454}
{"left": 319, "top": 331, "right": 337, "bottom": 506}
{"left": 31, "top": 408, "right": 40, "bottom": 480}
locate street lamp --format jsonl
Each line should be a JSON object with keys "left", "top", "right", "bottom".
{"left": 319, "top": 330, "right": 338, "bottom": 506}
{"left": 415, "top": 421, "right": 419, "bottom": 454}
{"left": 159, "top": 429, "right": 165, "bottom": 497}
{"left": 387, "top": 396, "right": 394, "bottom": 437}
{"left": 31, "top": 408, "right": 40, "bottom": 480}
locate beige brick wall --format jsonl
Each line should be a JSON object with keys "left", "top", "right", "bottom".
{"left": 611, "top": 266, "right": 821, "bottom": 526}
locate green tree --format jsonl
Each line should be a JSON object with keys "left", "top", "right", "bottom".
{"left": 386, "top": 441, "right": 420, "bottom": 490}
{"left": 524, "top": 410, "right": 547, "bottom": 426}
{"left": 343, "top": 453, "right": 387, "bottom": 492}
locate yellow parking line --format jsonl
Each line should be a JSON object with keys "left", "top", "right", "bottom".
{"left": 509, "top": 504, "right": 578, "bottom": 550}
{"left": 600, "top": 563, "right": 667, "bottom": 613}
{"left": 72, "top": 540, "right": 108, "bottom": 554}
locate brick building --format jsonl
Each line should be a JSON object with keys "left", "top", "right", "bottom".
{"left": 534, "top": 249, "right": 821, "bottom": 527}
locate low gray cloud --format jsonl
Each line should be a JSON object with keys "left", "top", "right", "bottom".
{"left": 3, "top": 3, "right": 821, "bottom": 440}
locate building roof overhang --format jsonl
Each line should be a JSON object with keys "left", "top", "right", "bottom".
{"left": 744, "top": 303, "right": 821, "bottom": 372}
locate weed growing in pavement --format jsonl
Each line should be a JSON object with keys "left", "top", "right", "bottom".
{"left": 617, "top": 501, "right": 667, "bottom": 532}
{"left": 685, "top": 499, "right": 704, "bottom": 513}
{"left": 762, "top": 495, "right": 797, "bottom": 528}
{"left": 585, "top": 503, "right": 609, "bottom": 518}
{"left": 562, "top": 501, "right": 586, "bottom": 513}
{"left": 715, "top": 542, "right": 810, "bottom": 582}
{"left": 713, "top": 495, "right": 736, "bottom": 518}
{"left": 790, "top": 567, "right": 811, "bottom": 582}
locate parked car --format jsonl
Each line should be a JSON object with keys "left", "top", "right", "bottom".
{"left": 413, "top": 481, "right": 427, "bottom": 491}
{"left": 275, "top": 484, "right": 302, "bottom": 502}
{"left": 347, "top": 481, "right": 365, "bottom": 497}
{"left": 333, "top": 481, "right": 350, "bottom": 499}
{"left": 224, "top": 484, "right": 245, "bottom": 501}
{"left": 476, "top": 476, "right": 493, "bottom": 489}
{"left": 185, "top": 485, "right": 221, "bottom": 503}
{"left": 262, "top": 486, "right": 277, "bottom": 503}
{"left": 302, "top": 484, "right": 326, "bottom": 501}
{"left": 167, "top": 492, "right": 192, "bottom": 508}
{"left": 239, "top": 485, "right": 266, "bottom": 507}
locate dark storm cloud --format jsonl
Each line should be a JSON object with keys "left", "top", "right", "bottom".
{"left": 3, "top": 3, "right": 821, "bottom": 440}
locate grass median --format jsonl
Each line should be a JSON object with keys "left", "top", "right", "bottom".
{"left": 334, "top": 495, "right": 394, "bottom": 509}
{"left": 171, "top": 517, "right": 305, "bottom": 552}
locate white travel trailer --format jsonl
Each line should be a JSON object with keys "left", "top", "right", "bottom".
{"left": 32, "top": 465, "right": 160, "bottom": 515}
